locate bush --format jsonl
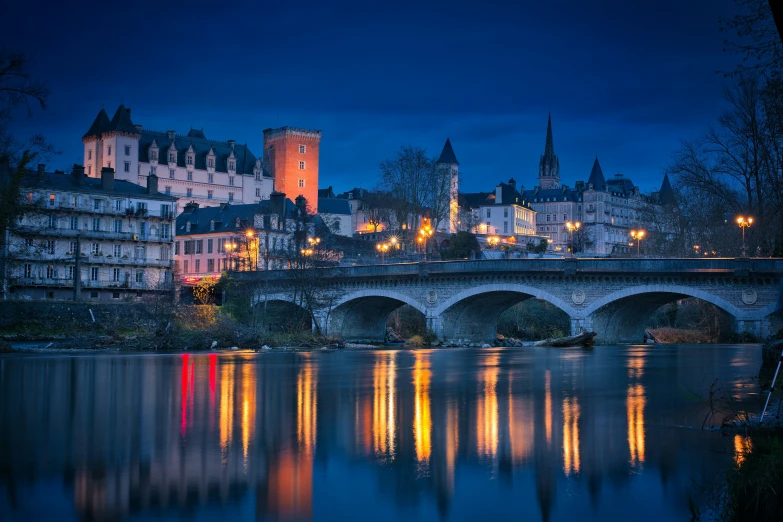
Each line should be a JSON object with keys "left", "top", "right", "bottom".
{"left": 721, "top": 434, "right": 783, "bottom": 522}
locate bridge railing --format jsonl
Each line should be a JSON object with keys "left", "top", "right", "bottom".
{"left": 229, "top": 257, "right": 783, "bottom": 282}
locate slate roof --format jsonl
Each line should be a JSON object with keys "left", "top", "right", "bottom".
{"left": 459, "top": 192, "right": 490, "bottom": 209}
{"left": 83, "top": 105, "right": 139, "bottom": 139}
{"left": 318, "top": 187, "right": 335, "bottom": 199}
{"left": 606, "top": 174, "right": 635, "bottom": 196}
{"left": 658, "top": 173, "right": 675, "bottom": 206}
{"left": 521, "top": 187, "right": 580, "bottom": 203}
{"left": 587, "top": 157, "right": 606, "bottom": 191}
{"left": 436, "top": 138, "right": 459, "bottom": 165}
{"left": 186, "top": 129, "right": 207, "bottom": 139}
{"left": 83, "top": 108, "right": 111, "bottom": 139}
{"left": 139, "top": 130, "right": 260, "bottom": 175}
{"left": 317, "top": 198, "right": 351, "bottom": 215}
{"left": 462, "top": 182, "right": 533, "bottom": 209}
{"left": 176, "top": 200, "right": 297, "bottom": 236}
{"left": 20, "top": 169, "right": 177, "bottom": 202}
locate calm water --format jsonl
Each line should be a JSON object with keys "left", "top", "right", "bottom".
{"left": 0, "top": 345, "right": 762, "bottom": 522}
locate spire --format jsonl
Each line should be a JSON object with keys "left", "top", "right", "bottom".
{"left": 587, "top": 156, "right": 606, "bottom": 191}
{"left": 83, "top": 108, "right": 111, "bottom": 139}
{"left": 544, "top": 112, "right": 555, "bottom": 158}
{"left": 436, "top": 138, "right": 459, "bottom": 165}
{"left": 659, "top": 173, "right": 675, "bottom": 206}
{"left": 107, "top": 104, "right": 139, "bottom": 135}
{"left": 538, "top": 113, "right": 560, "bottom": 189}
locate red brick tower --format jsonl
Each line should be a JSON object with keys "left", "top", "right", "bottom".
{"left": 262, "top": 127, "right": 321, "bottom": 213}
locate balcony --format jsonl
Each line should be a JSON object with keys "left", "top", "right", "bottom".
{"left": 11, "top": 276, "right": 169, "bottom": 291}
{"left": 13, "top": 225, "right": 173, "bottom": 243}
{"left": 40, "top": 202, "right": 173, "bottom": 220}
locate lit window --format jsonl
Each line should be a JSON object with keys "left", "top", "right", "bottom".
{"left": 299, "top": 161, "right": 305, "bottom": 170}
{"left": 299, "top": 144, "right": 306, "bottom": 154}
{"left": 298, "top": 179, "right": 305, "bottom": 188}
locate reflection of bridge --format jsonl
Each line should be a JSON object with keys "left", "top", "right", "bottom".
{"left": 237, "top": 258, "right": 783, "bottom": 343}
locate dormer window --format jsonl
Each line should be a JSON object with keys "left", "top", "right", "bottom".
{"left": 210, "top": 220, "right": 215, "bottom": 231}
{"left": 228, "top": 159, "right": 235, "bottom": 171}
{"left": 186, "top": 222, "right": 191, "bottom": 233}
{"left": 169, "top": 152, "right": 175, "bottom": 163}
{"left": 186, "top": 144, "right": 195, "bottom": 168}
{"left": 187, "top": 154, "right": 193, "bottom": 166}
{"left": 235, "top": 217, "right": 240, "bottom": 229}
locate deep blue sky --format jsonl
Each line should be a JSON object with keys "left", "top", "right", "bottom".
{"left": 5, "top": 0, "right": 738, "bottom": 193}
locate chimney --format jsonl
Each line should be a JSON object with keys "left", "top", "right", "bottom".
{"left": 295, "top": 195, "right": 307, "bottom": 214}
{"left": 72, "top": 164, "right": 85, "bottom": 185}
{"left": 270, "top": 191, "right": 285, "bottom": 216}
{"left": 101, "top": 167, "right": 115, "bottom": 191}
{"left": 166, "top": 130, "right": 175, "bottom": 141}
{"left": 134, "top": 124, "right": 143, "bottom": 133}
{"left": 228, "top": 139, "right": 235, "bottom": 150}
{"left": 37, "top": 164, "right": 45, "bottom": 177}
{"left": 575, "top": 180, "right": 585, "bottom": 191}
{"left": 183, "top": 202, "right": 199, "bottom": 213}
{"left": 495, "top": 185, "right": 502, "bottom": 205}
{"left": 147, "top": 173, "right": 158, "bottom": 194}
{"left": 508, "top": 178, "right": 516, "bottom": 189}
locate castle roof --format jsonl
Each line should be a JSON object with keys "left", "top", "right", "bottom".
{"left": 317, "top": 198, "right": 351, "bottom": 215}
{"left": 436, "top": 138, "right": 459, "bottom": 165}
{"left": 186, "top": 128, "right": 207, "bottom": 140}
{"left": 139, "top": 130, "right": 262, "bottom": 175}
{"left": 83, "top": 108, "right": 111, "bottom": 139}
{"left": 587, "top": 157, "right": 606, "bottom": 191}
{"left": 606, "top": 174, "right": 635, "bottom": 196}
{"left": 176, "top": 200, "right": 297, "bottom": 236}
{"left": 658, "top": 173, "right": 675, "bottom": 206}
{"left": 108, "top": 105, "right": 139, "bottom": 135}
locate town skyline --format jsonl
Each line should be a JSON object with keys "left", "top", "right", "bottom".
{"left": 5, "top": 0, "right": 737, "bottom": 194}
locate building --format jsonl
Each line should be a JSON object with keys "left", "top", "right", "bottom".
{"left": 263, "top": 127, "right": 321, "bottom": 212}
{"left": 317, "top": 198, "right": 353, "bottom": 236}
{"left": 82, "top": 105, "right": 275, "bottom": 213}
{"left": 4, "top": 164, "right": 177, "bottom": 301}
{"left": 520, "top": 115, "right": 673, "bottom": 256}
{"left": 459, "top": 180, "right": 537, "bottom": 239}
{"left": 435, "top": 138, "right": 460, "bottom": 233}
{"left": 174, "top": 193, "right": 300, "bottom": 281}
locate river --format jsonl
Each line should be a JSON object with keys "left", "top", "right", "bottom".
{"left": 0, "top": 344, "right": 763, "bottom": 521}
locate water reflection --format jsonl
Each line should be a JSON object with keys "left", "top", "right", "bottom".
{"left": 0, "top": 346, "right": 761, "bottom": 522}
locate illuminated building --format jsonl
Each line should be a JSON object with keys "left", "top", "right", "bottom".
{"left": 263, "top": 126, "right": 322, "bottom": 214}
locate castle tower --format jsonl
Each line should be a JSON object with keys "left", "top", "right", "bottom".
{"left": 82, "top": 105, "right": 140, "bottom": 182}
{"left": 435, "top": 138, "right": 459, "bottom": 233}
{"left": 262, "top": 127, "right": 321, "bottom": 213}
{"left": 538, "top": 113, "right": 560, "bottom": 189}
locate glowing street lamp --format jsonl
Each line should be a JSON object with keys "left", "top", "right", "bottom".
{"left": 487, "top": 235, "right": 500, "bottom": 249}
{"left": 630, "top": 229, "right": 645, "bottom": 257}
{"left": 565, "top": 221, "right": 581, "bottom": 257}
{"left": 376, "top": 242, "right": 390, "bottom": 264}
{"left": 736, "top": 216, "right": 753, "bottom": 257}
{"left": 418, "top": 221, "right": 434, "bottom": 261}
{"left": 224, "top": 241, "right": 238, "bottom": 270}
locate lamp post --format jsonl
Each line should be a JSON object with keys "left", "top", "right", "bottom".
{"left": 630, "top": 229, "right": 645, "bottom": 257}
{"left": 487, "top": 235, "right": 500, "bottom": 249}
{"left": 565, "top": 221, "right": 581, "bottom": 258}
{"left": 736, "top": 216, "right": 753, "bottom": 257}
{"left": 376, "top": 242, "right": 389, "bottom": 264}
{"left": 418, "top": 221, "right": 434, "bottom": 261}
{"left": 245, "top": 230, "right": 256, "bottom": 270}
{"left": 224, "top": 241, "right": 238, "bottom": 271}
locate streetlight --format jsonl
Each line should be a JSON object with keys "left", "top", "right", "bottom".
{"left": 376, "top": 242, "right": 390, "bottom": 264}
{"left": 736, "top": 216, "right": 753, "bottom": 257}
{"left": 418, "top": 220, "right": 434, "bottom": 261}
{"left": 487, "top": 236, "right": 500, "bottom": 249}
{"left": 565, "top": 221, "right": 581, "bottom": 257}
{"left": 630, "top": 229, "right": 645, "bottom": 257}
{"left": 224, "top": 241, "right": 238, "bottom": 270}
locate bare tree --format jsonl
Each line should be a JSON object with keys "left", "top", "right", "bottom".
{"left": 379, "top": 146, "right": 434, "bottom": 231}
{"left": 360, "top": 191, "right": 393, "bottom": 233}
{"left": 722, "top": 0, "right": 783, "bottom": 76}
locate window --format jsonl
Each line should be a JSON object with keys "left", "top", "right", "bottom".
{"left": 186, "top": 171, "right": 192, "bottom": 181}
{"left": 48, "top": 215, "right": 56, "bottom": 228}
{"left": 48, "top": 194, "right": 55, "bottom": 207}
{"left": 229, "top": 176, "right": 234, "bottom": 186}
{"left": 195, "top": 240, "right": 203, "bottom": 254}
{"left": 183, "top": 240, "right": 193, "bottom": 255}
{"left": 92, "top": 218, "right": 101, "bottom": 231}
{"left": 114, "top": 200, "right": 122, "bottom": 212}
{"left": 114, "top": 219, "right": 122, "bottom": 233}
{"left": 161, "top": 223, "right": 170, "bottom": 240}
{"left": 255, "top": 172, "right": 261, "bottom": 181}
{"left": 207, "top": 258, "right": 214, "bottom": 272}
{"left": 195, "top": 259, "right": 201, "bottom": 272}
{"left": 169, "top": 153, "right": 175, "bottom": 163}
{"left": 229, "top": 160, "right": 235, "bottom": 171}
{"left": 23, "top": 264, "right": 32, "bottom": 278}
{"left": 504, "top": 208, "right": 508, "bottom": 218}
{"left": 46, "top": 240, "right": 56, "bottom": 254}
{"left": 186, "top": 188, "right": 192, "bottom": 197}
{"left": 503, "top": 221, "right": 508, "bottom": 233}
{"left": 107, "top": 161, "right": 111, "bottom": 168}
{"left": 69, "top": 241, "right": 77, "bottom": 253}
{"left": 113, "top": 245, "right": 122, "bottom": 257}
{"left": 90, "top": 267, "right": 99, "bottom": 281}
{"left": 228, "top": 192, "right": 234, "bottom": 202}
{"left": 88, "top": 166, "right": 91, "bottom": 175}
{"left": 150, "top": 151, "right": 158, "bottom": 162}
{"left": 160, "top": 246, "right": 170, "bottom": 260}
{"left": 486, "top": 209, "right": 491, "bottom": 218}
{"left": 255, "top": 188, "right": 261, "bottom": 197}
{"left": 24, "top": 238, "right": 33, "bottom": 249}
{"left": 207, "top": 190, "right": 213, "bottom": 200}
{"left": 136, "top": 270, "right": 144, "bottom": 283}
{"left": 299, "top": 161, "right": 305, "bottom": 170}
{"left": 208, "top": 158, "right": 214, "bottom": 169}
{"left": 298, "top": 179, "right": 305, "bottom": 188}
{"left": 67, "top": 266, "right": 74, "bottom": 280}
{"left": 91, "top": 243, "right": 99, "bottom": 255}
{"left": 124, "top": 162, "right": 130, "bottom": 173}
{"left": 93, "top": 199, "right": 102, "bottom": 211}
{"left": 107, "top": 146, "right": 112, "bottom": 156}
{"left": 125, "top": 145, "right": 131, "bottom": 156}
{"left": 88, "top": 150, "right": 92, "bottom": 160}
{"left": 174, "top": 241, "right": 180, "bottom": 255}
{"left": 46, "top": 265, "right": 54, "bottom": 279}
{"left": 165, "top": 186, "right": 171, "bottom": 195}
{"left": 187, "top": 155, "right": 193, "bottom": 166}
{"left": 183, "top": 260, "right": 189, "bottom": 273}
{"left": 208, "top": 174, "right": 214, "bottom": 183}
{"left": 207, "top": 238, "right": 213, "bottom": 254}
{"left": 112, "top": 291, "right": 120, "bottom": 299}
{"left": 299, "top": 144, "right": 306, "bottom": 154}
{"left": 112, "top": 268, "right": 121, "bottom": 282}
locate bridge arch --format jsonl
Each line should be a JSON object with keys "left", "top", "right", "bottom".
{"left": 582, "top": 284, "right": 744, "bottom": 344}
{"left": 326, "top": 289, "right": 428, "bottom": 341}
{"left": 432, "top": 284, "right": 578, "bottom": 342}
{"left": 252, "top": 297, "right": 313, "bottom": 333}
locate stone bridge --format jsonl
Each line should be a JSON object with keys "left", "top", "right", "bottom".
{"left": 232, "top": 258, "right": 783, "bottom": 344}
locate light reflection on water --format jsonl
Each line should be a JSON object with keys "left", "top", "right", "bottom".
{"left": 0, "top": 344, "right": 762, "bottom": 522}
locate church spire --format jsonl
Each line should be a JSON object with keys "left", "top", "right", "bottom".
{"left": 538, "top": 112, "right": 560, "bottom": 189}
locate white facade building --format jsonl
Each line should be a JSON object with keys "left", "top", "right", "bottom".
{"left": 82, "top": 105, "right": 274, "bottom": 214}
{"left": 4, "top": 164, "right": 178, "bottom": 301}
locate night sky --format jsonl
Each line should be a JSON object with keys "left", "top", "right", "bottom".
{"left": 5, "top": 0, "right": 738, "bottom": 193}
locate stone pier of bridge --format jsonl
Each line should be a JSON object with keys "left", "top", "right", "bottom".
{"left": 236, "top": 258, "right": 783, "bottom": 344}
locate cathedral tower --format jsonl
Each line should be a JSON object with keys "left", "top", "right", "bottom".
{"left": 538, "top": 113, "right": 560, "bottom": 189}
{"left": 263, "top": 127, "right": 321, "bottom": 213}
{"left": 436, "top": 138, "right": 459, "bottom": 233}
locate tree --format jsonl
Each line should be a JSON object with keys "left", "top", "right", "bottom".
{"left": 193, "top": 275, "right": 218, "bottom": 305}
{"left": 440, "top": 231, "right": 480, "bottom": 260}
{"left": 360, "top": 191, "right": 393, "bottom": 233}
{"left": 379, "top": 146, "right": 433, "bottom": 232}
{"left": 722, "top": 0, "right": 783, "bottom": 76}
